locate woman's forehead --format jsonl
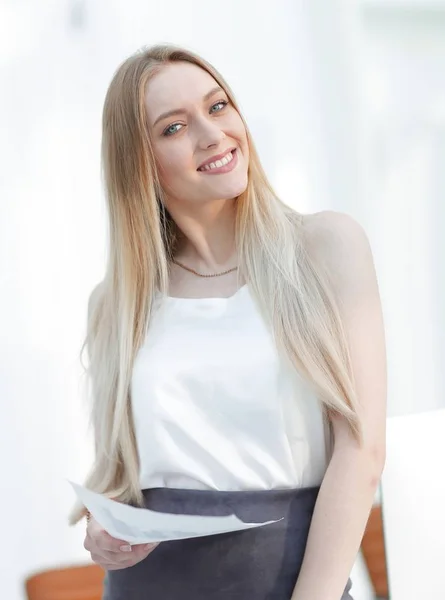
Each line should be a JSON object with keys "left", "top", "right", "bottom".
{"left": 145, "top": 62, "right": 219, "bottom": 118}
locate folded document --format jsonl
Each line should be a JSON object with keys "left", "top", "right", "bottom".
{"left": 69, "top": 480, "right": 282, "bottom": 544}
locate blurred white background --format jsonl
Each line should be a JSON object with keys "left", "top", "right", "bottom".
{"left": 1, "top": 0, "right": 444, "bottom": 598}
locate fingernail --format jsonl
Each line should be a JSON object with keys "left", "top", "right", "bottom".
{"left": 120, "top": 545, "right": 132, "bottom": 552}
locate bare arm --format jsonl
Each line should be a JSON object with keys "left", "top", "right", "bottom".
{"left": 292, "top": 211, "right": 387, "bottom": 600}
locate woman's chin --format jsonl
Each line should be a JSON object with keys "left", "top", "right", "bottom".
{"left": 211, "top": 175, "right": 249, "bottom": 200}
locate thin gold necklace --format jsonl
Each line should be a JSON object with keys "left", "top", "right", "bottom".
{"left": 172, "top": 258, "right": 238, "bottom": 278}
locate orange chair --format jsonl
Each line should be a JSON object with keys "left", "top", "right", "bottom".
{"left": 25, "top": 563, "right": 105, "bottom": 600}
{"left": 361, "top": 505, "right": 389, "bottom": 599}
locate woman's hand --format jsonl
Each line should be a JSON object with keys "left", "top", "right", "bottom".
{"left": 84, "top": 514, "right": 159, "bottom": 570}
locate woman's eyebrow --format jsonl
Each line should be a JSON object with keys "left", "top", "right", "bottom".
{"left": 152, "top": 86, "right": 224, "bottom": 127}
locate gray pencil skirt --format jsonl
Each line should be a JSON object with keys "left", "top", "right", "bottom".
{"left": 102, "top": 485, "right": 353, "bottom": 599}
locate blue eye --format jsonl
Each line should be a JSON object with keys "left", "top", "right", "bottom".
{"left": 163, "top": 123, "right": 183, "bottom": 137}
{"left": 162, "top": 100, "right": 228, "bottom": 137}
{"left": 210, "top": 100, "right": 228, "bottom": 113}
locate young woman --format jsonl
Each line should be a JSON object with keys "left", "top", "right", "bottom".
{"left": 69, "top": 44, "right": 387, "bottom": 600}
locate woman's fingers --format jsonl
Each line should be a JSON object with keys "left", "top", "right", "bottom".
{"left": 90, "top": 541, "right": 159, "bottom": 569}
{"left": 85, "top": 515, "right": 160, "bottom": 570}
{"left": 99, "top": 542, "right": 155, "bottom": 562}
{"left": 87, "top": 525, "right": 131, "bottom": 553}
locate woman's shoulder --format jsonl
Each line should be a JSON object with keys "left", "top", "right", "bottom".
{"left": 301, "top": 210, "right": 366, "bottom": 241}
{"left": 301, "top": 210, "right": 369, "bottom": 253}
{"left": 300, "top": 210, "right": 375, "bottom": 292}
{"left": 87, "top": 281, "right": 105, "bottom": 319}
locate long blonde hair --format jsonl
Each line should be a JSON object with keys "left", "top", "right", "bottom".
{"left": 69, "top": 44, "right": 361, "bottom": 525}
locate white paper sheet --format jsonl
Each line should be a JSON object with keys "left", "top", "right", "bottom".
{"left": 69, "top": 481, "right": 282, "bottom": 544}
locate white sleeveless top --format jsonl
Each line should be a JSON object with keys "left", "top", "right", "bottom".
{"left": 131, "top": 284, "right": 333, "bottom": 491}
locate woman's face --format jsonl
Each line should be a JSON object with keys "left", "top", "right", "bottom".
{"left": 145, "top": 61, "right": 249, "bottom": 208}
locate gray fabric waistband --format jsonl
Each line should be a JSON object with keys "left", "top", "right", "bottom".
{"left": 138, "top": 484, "right": 321, "bottom": 522}
{"left": 104, "top": 486, "right": 353, "bottom": 600}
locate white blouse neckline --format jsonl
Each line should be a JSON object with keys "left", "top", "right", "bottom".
{"left": 161, "top": 283, "right": 249, "bottom": 303}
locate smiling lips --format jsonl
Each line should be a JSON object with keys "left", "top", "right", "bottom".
{"left": 197, "top": 148, "right": 237, "bottom": 173}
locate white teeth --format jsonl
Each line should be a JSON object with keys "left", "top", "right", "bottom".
{"left": 200, "top": 150, "right": 234, "bottom": 171}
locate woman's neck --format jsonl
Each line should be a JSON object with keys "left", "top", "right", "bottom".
{"left": 168, "top": 198, "right": 238, "bottom": 272}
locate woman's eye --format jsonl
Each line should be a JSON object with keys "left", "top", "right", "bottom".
{"left": 210, "top": 100, "right": 228, "bottom": 113}
{"left": 162, "top": 101, "right": 227, "bottom": 136}
{"left": 163, "top": 123, "right": 183, "bottom": 136}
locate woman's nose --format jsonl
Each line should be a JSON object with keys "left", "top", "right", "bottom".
{"left": 195, "top": 116, "right": 226, "bottom": 149}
